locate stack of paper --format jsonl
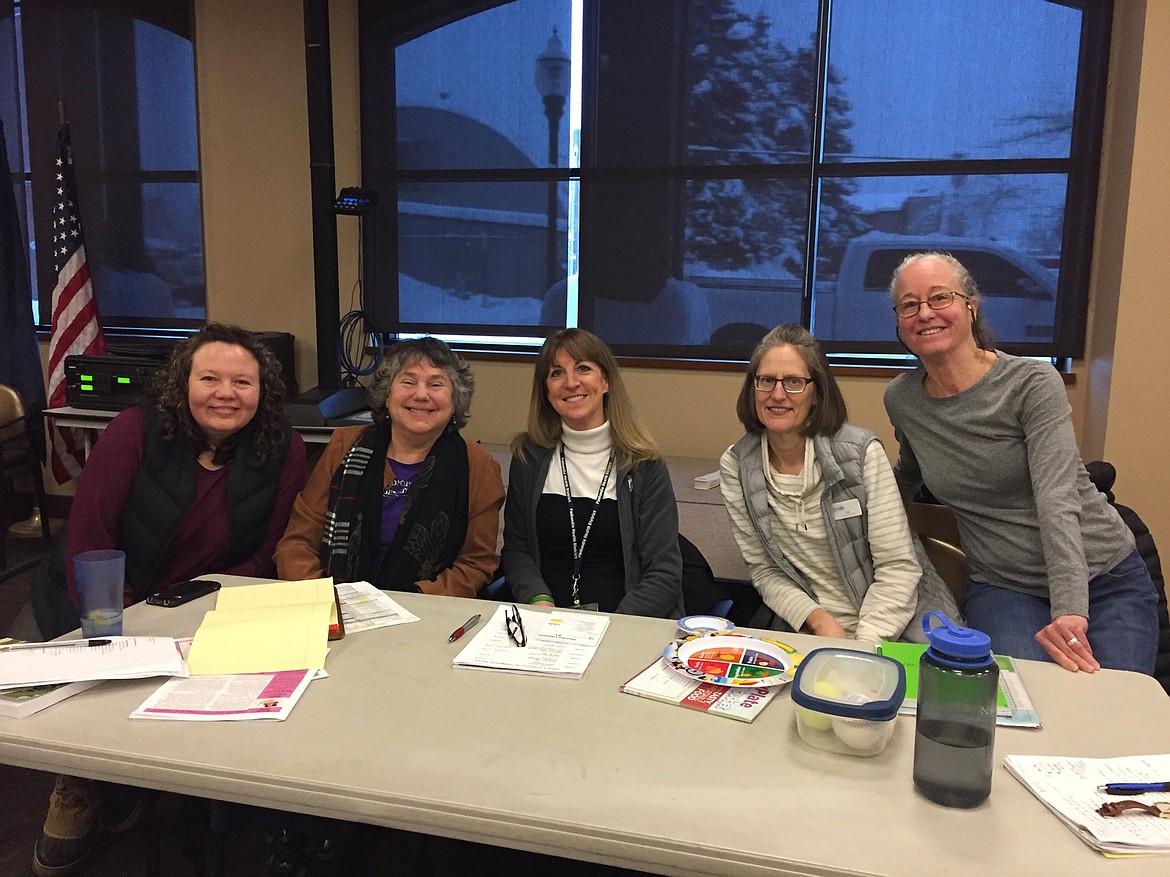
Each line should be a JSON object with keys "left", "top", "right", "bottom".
{"left": 0, "top": 637, "right": 186, "bottom": 689}
{"left": 1005, "top": 754, "right": 1170, "bottom": 854}
{"left": 453, "top": 605, "right": 609, "bottom": 679}
{"left": 187, "top": 579, "right": 335, "bottom": 675}
{"left": 0, "top": 638, "right": 102, "bottom": 718}
{"left": 334, "top": 581, "right": 420, "bottom": 633}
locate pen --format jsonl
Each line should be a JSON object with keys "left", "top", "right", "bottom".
{"left": 448, "top": 614, "right": 481, "bottom": 643}
{"left": 1098, "top": 782, "right": 1170, "bottom": 795}
{"left": 0, "top": 639, "right": 112, "bottom": 652}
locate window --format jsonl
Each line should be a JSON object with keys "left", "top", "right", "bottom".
{"left": 1, "top": 0, "right": 205, "bottom": 330}
{"left": 361, "top": 0, "right": 1108, "bottom": 361}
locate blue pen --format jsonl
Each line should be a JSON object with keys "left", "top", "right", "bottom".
{"left": 1098, "top": 782, "right": 1170, "bottom": 795}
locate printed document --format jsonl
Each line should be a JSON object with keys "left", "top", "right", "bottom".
{"left": 0, "top": 637, "right": 185, "bottom": 689}
{"left": 130, "top": 668, "right": 315, "bottom": 721}
{"left": 335, "top": 581, "right": 420, "bottom": 633}
{"left": 453, "top": 605, "right": 609, "bottom": 679}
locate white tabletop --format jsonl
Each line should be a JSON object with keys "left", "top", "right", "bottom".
{"left": 2, "top": 577, "right": 1167, "bottom": 876}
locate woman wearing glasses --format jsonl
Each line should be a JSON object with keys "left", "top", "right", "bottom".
{"left": 884, "top": 252, "right": 1157, "bottom": 673}
{"left": 501, "top": 328, "right": 683, "bottom": 616}
{"left": 720, "top": 324, "right": 922, "bottom": 642}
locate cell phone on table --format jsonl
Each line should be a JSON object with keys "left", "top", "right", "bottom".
{"left": 145, "top": 579, "right": 222, "bottom": 608}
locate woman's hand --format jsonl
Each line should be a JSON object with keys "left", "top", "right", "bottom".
{"left": 1035, "top": 614, "right": 1099, "bottom": 672}
{"left": 801, "top": 608, "right": 849, "bottom": 639}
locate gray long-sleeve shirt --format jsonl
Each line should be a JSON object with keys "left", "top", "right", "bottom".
{"left": 884, "top": 352, "right": 1132, "bottom": 619}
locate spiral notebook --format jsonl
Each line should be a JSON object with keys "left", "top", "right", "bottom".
{"left": 877, "top": 641, "right": 1040, "bottom": 728}
{"left": 1005, "top": 754, "right": 1170, "bottom": 854}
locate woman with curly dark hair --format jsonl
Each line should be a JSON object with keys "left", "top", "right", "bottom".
{"left": 61, "top": 322, "right": 307, "bottom": 606}
{"left": 276, "top": 336, "right": 504, "bottom": 596}
{"left": 35, "top": 323, "right": 307, "bottom": 877}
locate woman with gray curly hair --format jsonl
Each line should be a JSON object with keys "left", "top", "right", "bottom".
{"left": 276, "top": 337, "right": 504, "bottom": 595}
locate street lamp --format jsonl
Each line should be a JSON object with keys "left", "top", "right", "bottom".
{"left": 535, "top": 27, "right": 570, "bottom": 289}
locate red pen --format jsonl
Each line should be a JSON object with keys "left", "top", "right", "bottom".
{"left": 448, "top": 614, "right": 481, "bottom": 643}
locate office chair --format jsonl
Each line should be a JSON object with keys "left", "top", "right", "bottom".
{"left": 1086, "top": 461, "right": 1170, "bottom": 696}
{"left": 0, "top": 383, "right": 53, "bottom": 582}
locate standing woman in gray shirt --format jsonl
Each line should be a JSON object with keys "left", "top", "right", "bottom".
{"left": 883, "top": 252, "right": 1158, "bottom": 674}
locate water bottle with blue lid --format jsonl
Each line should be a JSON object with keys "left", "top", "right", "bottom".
{"left": 913, "top": 611, "right": 999, "bottom": 808}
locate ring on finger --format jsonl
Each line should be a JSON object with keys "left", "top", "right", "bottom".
{"left": 1067, "top": 636, "right": 1079, "bottom": 646}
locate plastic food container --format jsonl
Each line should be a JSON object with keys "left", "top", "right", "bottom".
{"left": 790, "top": 647, "right": 906, "bottom": 757}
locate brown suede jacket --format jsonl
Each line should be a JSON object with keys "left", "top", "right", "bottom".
{"left": 274, "top": 425, "right": 504, "bottom": 598}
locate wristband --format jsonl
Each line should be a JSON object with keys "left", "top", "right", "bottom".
{"left": 528, "top": 594, "right": 554, "bottom": 604}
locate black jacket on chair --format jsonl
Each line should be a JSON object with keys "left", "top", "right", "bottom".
{"left": 1086, "top": 461, "right": 1169, "bottom": 695}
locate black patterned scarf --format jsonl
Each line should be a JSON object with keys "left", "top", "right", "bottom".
{"left": 320, "top": 426, "right": 469, "bottom": 590}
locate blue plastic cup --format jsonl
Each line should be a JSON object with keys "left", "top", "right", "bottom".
{"left": 73, "top": 549, "right": 126, "bottom": 637}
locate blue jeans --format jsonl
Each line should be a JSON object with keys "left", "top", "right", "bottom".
{"left": 962, "top": 549, "right": 1159, "bottom": 674}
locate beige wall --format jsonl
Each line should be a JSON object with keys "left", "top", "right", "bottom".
{"left": 1099, "top": 0, "right": 1170, "bottom": 546}
{"left": 193, "top": 0, "right": 360, "bottom": 391}
{"left": 193, "top": 0, "right": 1167, "bottom": 552}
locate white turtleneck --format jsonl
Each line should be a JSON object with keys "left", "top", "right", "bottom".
{"left": 542, "top": 421, "right": 619, "bottom": 500}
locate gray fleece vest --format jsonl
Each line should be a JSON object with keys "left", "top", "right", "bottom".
{"left": 733, "top": 424, "right": 879, "bottom": 610}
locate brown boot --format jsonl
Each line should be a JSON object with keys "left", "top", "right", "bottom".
{"left": 32, "top": 775, "right": 101, "bottom": 877}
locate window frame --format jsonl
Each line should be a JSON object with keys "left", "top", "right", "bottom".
{"left": 8, "top": 0, "right": 205, "bottom": 334}
{"left": 360, "top": 0, "right": 1110, "bottom": 364}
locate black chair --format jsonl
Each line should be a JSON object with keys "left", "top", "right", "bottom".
{"left": 679, "top": 534, "right": 760, "bottom": 625}
{"left": 0, "top": 383, "right": 53, "bottom": 582}
{"left": 1086, "top": 461, "right": 1170, "bottom": 696}
{"left": 481, "top": 535, "right": 757, "bottom": 622}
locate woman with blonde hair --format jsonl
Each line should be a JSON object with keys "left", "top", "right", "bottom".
{"left": 501, "top": 329, "right": 683, "bottom": 615}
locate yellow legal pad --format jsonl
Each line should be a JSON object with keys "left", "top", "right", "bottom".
{"left": 186, "top": 578, "right": 335, "bottom": 675}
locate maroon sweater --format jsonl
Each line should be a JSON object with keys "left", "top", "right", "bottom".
{"left": 65, "top": 406, "right": 307, "bottom": 607}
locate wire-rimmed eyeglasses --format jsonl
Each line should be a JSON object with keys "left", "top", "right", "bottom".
{"left": 753, "top": 375, "right": 815, "bottom": 394}
{"left": 892, "top": 290, "right": 969, "bottom": 319}
{"left": 505, "top": 604, "right": 527, "bottom": 647}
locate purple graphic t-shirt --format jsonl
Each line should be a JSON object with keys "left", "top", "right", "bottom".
{"left": 378, "top": 458, "right": 423, "bottom": 563}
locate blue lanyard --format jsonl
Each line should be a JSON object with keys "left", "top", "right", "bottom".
{"left": 559, "top": 443, "right": 615, "bottom": 608}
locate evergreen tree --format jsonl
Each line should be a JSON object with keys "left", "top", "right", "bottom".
{"left": 685, "top": 0, "right": 863, "bottom": 276}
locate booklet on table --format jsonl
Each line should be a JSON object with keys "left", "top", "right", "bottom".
{"left": 620, "top": 657, "right": 780, "bottom": 722}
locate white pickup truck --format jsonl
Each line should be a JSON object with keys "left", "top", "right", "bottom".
{"left": 692, "top": 234, "right": 1057, "bottom": 346}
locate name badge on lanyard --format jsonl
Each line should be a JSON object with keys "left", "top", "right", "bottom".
{"left": 560, "top": 444, "right": 615, "bottom": 609}
{"left": 831, "top": 498, "right": 863, "bottom": 520}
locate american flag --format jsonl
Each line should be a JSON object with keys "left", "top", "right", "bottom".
{"left": 46, "top": 121, "right": 106, "bottom": 483}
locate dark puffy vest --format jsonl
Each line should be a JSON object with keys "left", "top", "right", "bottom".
{"left": 118, "top": 408, "right": 291, "bottom": 601}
